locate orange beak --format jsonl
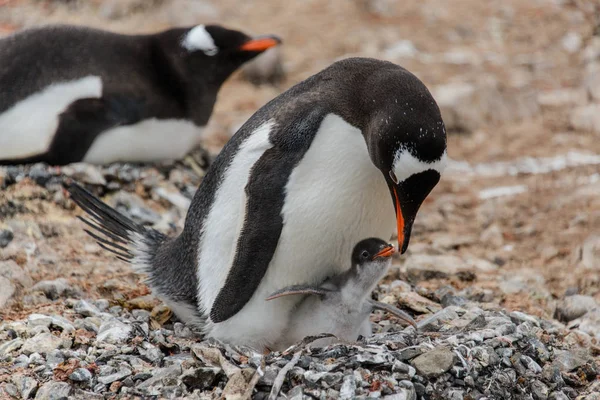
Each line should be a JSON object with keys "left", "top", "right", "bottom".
{"left": 372, "top": 244, "right": 395, "bottom": 260}
{"left": 239, "top": 36, "right": 281, "bottom": 52}
{"left": 393, "top": 187, "right": 405, "bottom": 252}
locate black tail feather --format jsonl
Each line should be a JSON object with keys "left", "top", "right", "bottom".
{"left": 66, "top": 181, "right": 148, "bottom": 262}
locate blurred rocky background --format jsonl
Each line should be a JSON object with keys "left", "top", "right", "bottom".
{"left": 1, "top": 0, "right": 599, "bottom": 398}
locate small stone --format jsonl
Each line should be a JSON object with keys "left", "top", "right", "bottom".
{"left": 34, "top": 381, "right": 71, "bottom": 400}
{"left": 70, "top": 389, "right": 104, "bottom": 400}
{"left": 136, "top": 365, "right": 182, "bottom": 389}
{"left": 549, "top": 392, "right": 569, "bottom": 400}
{"left": 138, "top": 344, "right": 163, "bottom": 364}
{"left": 509, "top": 311, "right": 540, "bottom": 327}
{"left": 30, "top": 279, "right": 73, "bottom": 300}
{"left": 131, "top": 309, "right": 150, "bottom": 322}
{"left": 69, "top": 368, "right": 93, "bottom": 382}
{"left": 12, "top": 375, "right": 38, "bottom": 399}
{"left": 173, "top": 322, "right": 193, "bottom": 338}
{"left": 21, "top": 333, "right": 64, "bottom": 356}
{"left": 554, "top": 295, "right": 597, "bottom": 322}
{"left": 531, "top": 379, "right": 549, "bottom": 400}
{"left": 4, "top": 383, "right": 18, "bottom": 397}
{"left": 0, "top": 228, "right": 13, "bottom": 248}
{"left": 96, "top": 319, "right": 131, "bottom": 344}
{"left": 552, "top": 349, "right": 589, "bottom": 372}
{"left": 181, "top": 367, "right": 222, "bottom": 390}
{"left": 98, "top": 367, "right": 132, "bottom": 385}
{"left": 561, "top": 32, "right": 582, "bottom": 53}
{"left": 0, "top": 277, "right": 16, "bottom": 308}
{"left": 411, "top": 348, "right": 455, "bottom": 378}
{"left": 0, "top": 338, "right": 24, "bottom": 355}
{"left": 570, "top": 104, "right": 600, "bottom": 134}
{"left": 74, "top": 300, "right": 102, "bottom": 317}
{"left": 46, "top": 349, "right": 65, "bottom": 367}
{"left": 27, "top": 314, "right": 52, "bottom": 328}
{"left": 396, "top": 291, "right": 442, "bottom": 314}
{"left": 94, "top": 299, "right": 110, "bottom": 311}
{"left": 61, "top": 163, "right": 106, "bottom": 185}
{"left": 12, "top": 354, "right": 29, "bottom": 368}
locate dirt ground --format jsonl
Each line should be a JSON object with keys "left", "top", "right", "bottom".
{"left": 1, "top": 0, "right": 600, "bottom": 328}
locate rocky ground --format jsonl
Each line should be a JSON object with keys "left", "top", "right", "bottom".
{"left": 1, "top": 0, "right": 600, "bottom": 399}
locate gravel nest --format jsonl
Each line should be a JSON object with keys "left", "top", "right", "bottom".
{"left": 0, "top": 298, "right": 598, "bottom": 400}
{"left": 1, "top": 163, "right": 599, "bottom": 399}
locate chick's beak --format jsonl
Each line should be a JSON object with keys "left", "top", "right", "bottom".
{"left": 238, "top": 35, "right": 282, "bottom": 52}
{"left": 372, "top": 244, "right": 395, "bottom": 260}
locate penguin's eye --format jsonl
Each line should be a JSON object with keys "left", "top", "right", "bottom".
{"left": 389, "top": 170, "right": 399, "bottom": 184}
{"left": 361, "top": 250, "right": 370, "bottom": 260}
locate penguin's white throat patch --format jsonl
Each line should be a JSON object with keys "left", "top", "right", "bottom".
{"left": 391, "top": 148, "right": 447, "bottom": 184}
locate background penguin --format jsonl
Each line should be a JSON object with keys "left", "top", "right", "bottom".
{"left": 66, "top": 57, "right": 447, "bottom": 351}
{"left": 0, "top": 24, "right": 281, "bottom": 166}
{"left": 265, "top": 238, "right": 417, "bottom": 350}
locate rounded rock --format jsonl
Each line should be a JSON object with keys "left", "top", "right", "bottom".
{"left": 411, "top": 348, "right": 455, "bottom": 378}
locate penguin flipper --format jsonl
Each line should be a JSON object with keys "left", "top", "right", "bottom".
{"left": 265, "top": 285, "right": 333, "bottom": 301}
{"left": 40, "top": 96, "right": 145, "bottom": 165}
{"left": 209, "top": 107, "right": 328, "bottom": 324}
{"left": 368, "top": 300, "right": 418, "bottom": 329}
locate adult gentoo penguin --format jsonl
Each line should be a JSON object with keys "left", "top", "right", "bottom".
{"left": 67, "top": 57, "right": 447, "bottom": 350}
{"left": 265, "top": 238, "right": 417, "bottom": 350}
{"left": 0, "top": 24, "right": 281, "bottom": 165}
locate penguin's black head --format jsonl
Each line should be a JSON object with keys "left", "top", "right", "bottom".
{"left": 352, "top": 238, "right": 395, "bottom": 267}
{"left": 362, "top": 64, "right": 447, "bottom": 256}
{"left": 180, "top": 24, "right": 281, "bottom": 83}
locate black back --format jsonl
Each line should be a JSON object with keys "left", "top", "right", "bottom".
{"left": 0, "top": 24, "right": 265, "bottom": 126}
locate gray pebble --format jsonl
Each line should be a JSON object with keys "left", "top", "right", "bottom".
{"left": 74, "top": 300, "right": 102, "bottom": 317}
{"left": 0, "top": 229, "right": 14, "bottom": 248}
{"left": 98, "top": 367, "right": 132, "bottom": 385}
{"left": 555, "top": 295, "right": 597, "bottom": 322}
{"left": 96, "top": 318, "right": 131, "bottom": 344}
{"left": 30, "top": 279, "right": 74, "bottom": 300}
{"left": 34, "top": 381, "right": 71, "bottom": 400}
{"left": 69, "top": 368, "right": 93, "bottom": 382}
{"left": 21, "top": 333, "right": 65, "bottom": 356}
{"left": 181, "top": 366, "right": 222, "bottom": 390}
{"left": 531, "top": 379, "right": 549, "bottom": 400}
{"left": 12, "top": 375, "right": 38, "bottom": 399}
{"left": 46, "top": 349, "right": 65, "bottom": 368}
{"left": 13, "top": 354, "right": 29, "bottom": 368}
{"left": 411, "top": 348, "right": 455, "bottom": 378}
{"left": 0, "top": 338, "right": 24, "bottom": 356}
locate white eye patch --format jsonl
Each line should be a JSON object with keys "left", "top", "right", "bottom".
{"left": 392, "top": 147, "right": 447, "bottom": 183}
{"left": 181, "top": 25, "right": 219, "bottom": 56}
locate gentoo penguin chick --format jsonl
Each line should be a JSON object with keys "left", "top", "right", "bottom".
{"left": 266, "top": 238, "right": 417, "bottom": 350}
{"left": 66, "top": 57, "right": 447, "bottom": 350}
{"left": 0, "top": 24, "right": 281, "bottom": 165}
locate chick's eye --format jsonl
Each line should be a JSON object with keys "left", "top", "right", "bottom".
{"left": 361, "top": 250, "right": 370, "bottom": 259}
{"left": 389, "top": 170, "right": 399, "bottom": 184}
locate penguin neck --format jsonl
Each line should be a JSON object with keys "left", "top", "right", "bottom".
{"left": 151, "top": 32, "right": 219, "bottom": 126}
{"left": 339, "top": 263, "right": 388, "bottom": 306}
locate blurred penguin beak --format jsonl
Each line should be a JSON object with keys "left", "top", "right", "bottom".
{"left": 239, "top": 35, "right": 282, "bottom": 52}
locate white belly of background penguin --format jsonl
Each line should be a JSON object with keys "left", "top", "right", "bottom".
{"left": 0, "top": 24, "right": 281, "bottom": 165}
{"left": 265, "top": 238, "right": 418, "bottom": 351}
{"left": 67, "top": 57, "right": 448, "bottom": 351}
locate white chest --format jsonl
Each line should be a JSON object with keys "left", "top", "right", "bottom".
{"left": 83, "top": 119, "right": 205, "bottom": 164}
{"left": 199, "top": 114, "right": 395, "bottom": 349}
{"left": 0, "top": 76, "right": 102, "bottom": 160}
